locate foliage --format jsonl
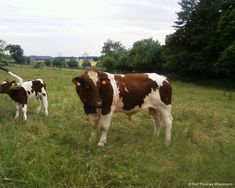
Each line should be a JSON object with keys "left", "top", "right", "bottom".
{"left": 101, "top": 56, "right": 115, "bottom": 71}
{"left": 0, "top": 40, "right": 6, "bottom": 54}
{"left": 33, "top": 62, "right": 44, "bottom": 69}
{"left": 67, "top": 58, "right": 78, "bottom": 68}
{"left": 100, "top": 39, "right": 162, "bottom": 72}
{"left": 115, "top": 51, "right": 132, "bottom": 71}
{"left": 6, "top": 44, "right": 25, "bottom": 64}
{"left": 0, "top": 66, "right": 234, "bottom": 187}
{"left": 0, "top": 40, "right": 8, "bottom": 64}
{"left": 101, "top": 39, "right": 126, "bottom": 59}
{"left": 25, "top": 57, "right": 32, "bottom": 65}
{"left": 101, "top": 39, "right": 128, "bottom": 71}
{"left": 163, "top": 0, "right": 235, "bottom": 77}
{"left": 82, "top": 60, "right": 91, "bottom": 69}
{"left": 215, "top": 41, "right": 235, "bottom": 76}
{"left": 129, "top": 38, "right": 163, "bottom": 71}
{"left": 51, "top": 57, "right": 65, "bottom": 69}
{"left": 44, "top": 59, "right": 52, "bottom": 67}
{"left": 174, "top": 0, "right": 199, "bottom": 28}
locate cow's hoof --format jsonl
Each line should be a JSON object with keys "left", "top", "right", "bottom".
{"left": 165, "top": 140, "right": 171, "bottom": 146}
{"left": 97, "top": 142, "right": 105, "bottom": 147}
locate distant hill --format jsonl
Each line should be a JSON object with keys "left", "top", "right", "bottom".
{"left": 29, "top": 55, "right": 99, "bottom": 61}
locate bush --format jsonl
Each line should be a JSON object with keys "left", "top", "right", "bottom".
{"left": 82, "top": 60, "right": 91, "bottom": 69}
{"left": 215, "top": 42, "right": 235, "bottom": 77}
{"left": 44, "top": 59, "right": 52, "bottom": 66}
{"left": 34, "top": 62, "right": 44, "bottom": 69}
{"left": 101, "top": 56, "right": 116, "bottom": 71}
{"left": 67, "top": 59, "right": 78, "bottom": 68}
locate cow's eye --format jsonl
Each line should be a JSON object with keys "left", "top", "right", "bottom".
{"left": 85, "top": 84, "right": 90, "bottom": 89}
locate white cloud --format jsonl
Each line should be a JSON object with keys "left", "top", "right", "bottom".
{"left": 0, "top": 0, "right": 180, "bottom": 56}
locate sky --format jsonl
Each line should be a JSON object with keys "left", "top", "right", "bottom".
{"left": 0, "top": 0, "right": 180, "bottom": 57}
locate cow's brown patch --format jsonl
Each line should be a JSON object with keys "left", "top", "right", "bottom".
{"left": 159, "top": 80, "right": 172, "bottom": 105}
{"left": 3, "top": 84, "right": 28, "bottom": 104}
{"left": 32, "top": 80, "right": 44, "bottom": 96}
{"left": 114, "top": 74, "right": 158, "bottom": 110}
{"left": 97, "top": 71, "right": 113, "bottom": 115}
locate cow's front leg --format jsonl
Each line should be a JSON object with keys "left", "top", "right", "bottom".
{"left": 97, "top": 114, "right": 112, "bottom": 147}
{"left": 89, "top": 114, "right": 100, "bottom": 142}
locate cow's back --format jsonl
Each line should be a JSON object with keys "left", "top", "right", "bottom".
{"left": 109, "top": 73, "right": 171, "bottom": 113}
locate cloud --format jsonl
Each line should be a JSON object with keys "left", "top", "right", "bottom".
{"left": 0, "top": 0, "right": 180, "bottom": 56}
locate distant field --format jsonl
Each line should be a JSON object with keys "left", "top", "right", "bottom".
{"left": 0, "top": 65, "right": 234, "bottom": 187}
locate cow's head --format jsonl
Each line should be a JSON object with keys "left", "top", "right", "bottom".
{"left": 72, "top": 70, "right": 110, "bottom": 108}
{"left": 0, "top": 80, "right": 17, "bottom": 93}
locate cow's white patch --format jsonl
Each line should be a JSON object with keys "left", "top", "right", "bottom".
{"left": 22, "top": 81, "right": 33, "bottom": 98}
{"left": 87, "top": 71, "right": 99, "bottom": 86}
{"left": 36, "top": 79, "right": 44, "bottom": 84}
{"left": 147, "top": 73, "right": 167, "bottom": 87}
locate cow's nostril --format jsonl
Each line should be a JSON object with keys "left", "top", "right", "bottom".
{"left": 97, "top": 101, "right": 102, "bottom": 106}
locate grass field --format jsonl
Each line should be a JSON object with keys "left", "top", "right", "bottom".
{"left": 0, "top": 65, "right": 234, "bottom": 187}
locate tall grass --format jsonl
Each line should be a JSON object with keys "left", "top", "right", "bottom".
{"left": 0, "top": 66, "right": 234, "bottom": 187}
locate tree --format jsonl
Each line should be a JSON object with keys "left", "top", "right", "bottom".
{"left": 6, "top": 44, "right": 25, "bottom": 64}
{"left": 174, "top": 0, "right": 199, "bottom": 28}
{"left": 217, "top": 0, "right": 235, "bottom": 49}
{"left": 52, "top": 57, "right": 65, "bottom": 69}
{"left": 129, "top": 38, "right": 163, "bottom": 71}
{"left": 101, "top": 39, "right": 127, "bottom": 71}
{"left": 102, "top": 56, "right": 115, "bottom": 71}
{"left": 25, "top": 57, "right": 32, "bottom": 65}
{"left": 82, "top": 60, "right": 91, "bottom": 69}
{"left": 44, "top": 59, "right": 52, "bottom": 66}
{"left": 101, "top": 39, "right": 126, "bottom": 59}
{"left": 215, "top": 41, "right": 235, "bottom": 76}
{"left": 67, "top": 58, "right": 78, "bottom": 68}
{"left": 0, "top": 40, "right": 6, "bottom": 54}
{"left": 0, "top": 40, "right": 8, "bottom": 64}
{"left": 116, "top": 51, "right": 132, "bottom": 71}
{"left": 163, "top": 0, "right": 225, "bottom": 76}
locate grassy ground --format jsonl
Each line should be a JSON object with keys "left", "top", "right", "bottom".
{"left": 0, "top": 65, "right": 234, "bottom": 187}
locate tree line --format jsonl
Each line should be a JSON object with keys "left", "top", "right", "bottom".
{"left": 0, "top": 42, "right": 91, "bottom": 69}
{"left": 101, "top": 0, "right": 234, "bottom": 78}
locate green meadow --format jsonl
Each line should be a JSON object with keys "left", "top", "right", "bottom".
{"left": 0, "top": 66, "right": 234, "bottom": 187}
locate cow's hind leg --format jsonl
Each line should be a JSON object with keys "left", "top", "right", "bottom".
{"left": 41, "top": 95, "right": 48, "bottom": 116}
{"left": 36, "top": 96, "right": 41, "bottom": 114}
{"left": 160, "top": 106, "right": 172, "bottom": 145}
{"left": 97, "top": 114, "right": 112, "bottom": 147}
{"left": 149, "top": 108, "right": 161, "bottom": 136}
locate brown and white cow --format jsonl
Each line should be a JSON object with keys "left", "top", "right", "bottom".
{"left": 72, "top": 69, "right": 172, "bottom": 146}
{"left": 0, "top": 67, "right": 48, "bottom": 120}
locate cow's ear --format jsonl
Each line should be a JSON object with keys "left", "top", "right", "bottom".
{"left": 72, "top": 77, "right": 84, "bottom": 86}
{"left": 99, "top": 77, "right": 110, "bottom": 85}
{"left": 10, "top": 81, "right": 17, "bottom": 86}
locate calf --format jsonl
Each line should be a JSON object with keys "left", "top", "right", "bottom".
{"left": 0, "top": 67, "right": 48, "bottom": 120}
{"left": 72, "top": 69, "right": 172, "bottom": 146}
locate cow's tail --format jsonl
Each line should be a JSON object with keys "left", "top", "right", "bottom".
{"left": 0, "top": 66, "right": 24, "bottom": 85}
